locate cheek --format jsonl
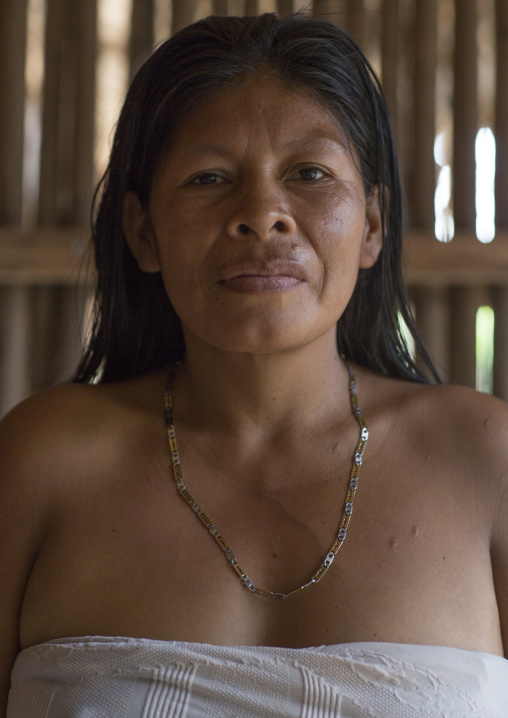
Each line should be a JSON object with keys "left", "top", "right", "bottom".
{"left": 154, "top": 231, "right": 220, "bottom": 323}
{"left": 315, "top": 205, "right": 367, "bottom": 282}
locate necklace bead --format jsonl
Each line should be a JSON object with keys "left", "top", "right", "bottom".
{"left": 164, "top": 360, "right": 368, "bottom": 600}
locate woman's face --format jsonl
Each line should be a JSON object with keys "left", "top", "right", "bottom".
{"left": 124, "top": 76, "right": 382, "bottom": 356}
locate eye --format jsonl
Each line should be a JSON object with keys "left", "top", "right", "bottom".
{"left": 293, "top": 167, "right": 327, "bottom": 182}
{"left": 190, "top": 172, "right": 226, "bottom": 185}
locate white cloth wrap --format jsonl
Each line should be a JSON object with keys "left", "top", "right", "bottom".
{"left": 7, "top": 636, "right": 508, "bottom": 717}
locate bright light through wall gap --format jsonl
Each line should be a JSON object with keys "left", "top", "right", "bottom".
{"left": 475, "top": 127, "right": 496, "bottom": 243}
{"left": 434, "top": 132, "right": 454, "bottom": 242}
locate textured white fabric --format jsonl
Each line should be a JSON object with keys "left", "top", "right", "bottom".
{"left": 7, "top": 636, "right": 508, "bottom": 717}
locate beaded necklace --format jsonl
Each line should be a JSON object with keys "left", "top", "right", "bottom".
{"left": 164, "top": 360, "right": 368, "bottom": 600}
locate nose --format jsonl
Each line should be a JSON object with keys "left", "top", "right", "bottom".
{"left": 225, "top": 184, "right": 297, "bottom": 240}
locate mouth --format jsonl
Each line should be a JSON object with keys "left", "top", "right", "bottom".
{"left": 216, "top": 259, "right": 308, "bottom": 294}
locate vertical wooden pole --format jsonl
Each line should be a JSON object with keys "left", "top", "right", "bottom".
{"left": 313, "top": 1, "right": 345, "bottom": 25}
{"left": 450, "top": 0, "right": 478, "bottom": 387}
{"left": 213, "top": 0, "right": 232, "bottom": 15}
{"left": 391, "top": 0, "right": 415, "bottom": 222}
{"left": 450, "top": 287, "right": 484, "bottom": 388}
{"left": 29, "top": 285, "right": 89, "bottom": 387}
{"left": 245, "top": 0, "right": 261, "bottom": 14}
{"left": 345, "top": 0, "right": 365, "bottom": 46}
{"left": 36, "top": 0, "right": 97, "bottom": 390}
{"left": 495, "top": 0, "right": 508, "bottom": 231}
{"left": 0, "top": 0, "right": 30, "bottom": 414}
{"left": 413, "top": 0, "right": 437, "bottom": 230}
{"left": 407, "top": 1, "right": 448, "bottom": 379}
{"left": 0, "top": 287, "right": 32, "bottom": 417}
{"left": 381, "top": 0, "right": 399, "bottom": 142}
{"left": 0, "top": 0, "right": 27, "bottom": 224}
{"left": 411, "top": 287, "right": 450, "bottom": 382}
{"left": 453, "top": 0, "right": 477, "bottom": 231}
{"left": 277, "top": 0, "right": 295, "bottom": 16}
{"left": 493, "top": 0, "right": 508, "bottom": 399}
{"left": 130, "top": 0, "right": 155, "bottom": 76}
{"left": 493, "top": 288, "right": 508, "bottom": 399}
{"left": 173, "top": 0, "right": 199, "bottom": 33}
{"left": 39, "top": 0, "right": 97, "bottom": 226}
{"left": 73, "top": 1, "right": 97, "bottom": 227}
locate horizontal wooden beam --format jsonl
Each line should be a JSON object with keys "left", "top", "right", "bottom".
{"left": 405, "top": 231, "right": 508, "bottom": 286}
{"left": 1, "top": 227, "right": 508, "bottom": 286}
{"left": 0, "top": 227, "right": 92, "bottom": 284}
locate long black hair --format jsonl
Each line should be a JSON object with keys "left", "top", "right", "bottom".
{"left": 74, "top": 12, "right": 439, "bottom": 384}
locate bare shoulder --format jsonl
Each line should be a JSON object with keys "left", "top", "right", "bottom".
{"left": 0, "top": 369, "right": 168, "bottom": 482}
{"left": 0, "top": 367, "right": 170, "bottom": 555}
{"left": 405, "top": 380, "right": 508, "bottom": 499}
{"left": 359, "top": 367, "right": 508, "bottom": 473}
{"left": 356, "top": 368, "right": 508, "bottom": 534}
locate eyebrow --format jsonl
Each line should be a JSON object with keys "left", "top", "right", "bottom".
{"left": 193, "top": 135, "right": 348, "bottom": 157}
{"left": 192, "top": 144, "right": 237, "bottom": 158}
{"left": 283, "top": 134, "right": 348, "bottom": 152}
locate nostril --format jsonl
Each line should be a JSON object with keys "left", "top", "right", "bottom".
{"left": 273, "top": 221, "right": 284, "bottom": 232}
{"left": 239, "top": 223, "right": 249, "bottom": 235}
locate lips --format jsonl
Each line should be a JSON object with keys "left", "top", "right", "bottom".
{"left": 217, "top": 258, "right": 308, "bottom": 283}
{"left": 216, "top": 258, "right": 308, "bottom": 294}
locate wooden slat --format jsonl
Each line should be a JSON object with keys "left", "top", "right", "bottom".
{"left": 453, "top": 0, "right": 477, "bottom": 230}
{"left": 277, "top": 0, "right": 295, "bottom": 16}
{"left": 74, "top": 0, "right": 97, "bottom": 226}
{"left": 213, "top": 0, "right": 246, "bottom": 15}
{"left": 450, "top": 0, "right": 478, "bottom": 387}
{"left": 35, "top": 0, "right": 97, "bottom": 394}
{"left": 245, "top": 0, "right": 262, "bottom": 13}
{"left": 0, "top": 0, "right": 27, "bottom": 224}
{"left": 312, "top": 0, "right": 345, "bottom": 25}
{"left": 395, "top": 0, "right": 416, "bottom": 219}
{"left": 173, "top": 0, "right": 199, "bottom": 33}
{"left": 381, "top": 0, "right": 399, "bottom": 142}
{"left": 411, "top": 286, "right": 450, "bottom": 382}
{"left": 493, "top": 288, "right": 508, "bottom": 400}
{"left": 39, "top": 0, "right": 97, "bottom": 226}
{"left": 29, "top": 285, "right": 88, "bottom": 390}
{"left": 0, "top": 0, "right": 29, "bottom": 413}
{"left": 493, "top": 0, "right": 508, "bottom": 400}
{"left": 0, "top": 288, "right": 32, "bottom": 417}
{"left": 450, "top": 287, "right": 485, "bottom": 388}
{"left": 412, "top": 0, "right": 437, "bottom": 230}
{"left": 409, "top": 0, "right": 438, "bottom": 376}
{"left": 404, "top": 233, "right": 508, "bottom": 286}
{"left": 0, "top": 228, "right": 91, "bottom": 285}
{"left": 130, "top": 0, "right": 155, "bottom": 76}
{"left": 345, "top": 0, "right": 365, "bottom": 46}
{"left": 495, "top": 0, "right": 508, "bottom": 228}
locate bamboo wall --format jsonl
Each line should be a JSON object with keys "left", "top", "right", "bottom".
{"left": 1, "top": 0, "right": 507, "bottom": 417}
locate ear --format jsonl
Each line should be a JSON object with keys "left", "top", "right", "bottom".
{"left": 359, "top": 185, "right": 383, "bottom": 269}
{"left": 123, "top": 191, "right": 161, "bottom": 273}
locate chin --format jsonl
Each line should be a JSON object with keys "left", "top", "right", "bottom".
{"left": 190, "top": 319, "right": 335, "bottom": 356}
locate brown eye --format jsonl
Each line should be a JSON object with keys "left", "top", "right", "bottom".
{"left": 191, "top": 173, "right": 225, "bottom": 185}
{"left": 297, "top": 167, "right": 325, "bottom": 181}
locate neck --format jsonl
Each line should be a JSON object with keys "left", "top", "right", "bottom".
{"left": 172, "top": 329, "right": 351, "bottom": 436}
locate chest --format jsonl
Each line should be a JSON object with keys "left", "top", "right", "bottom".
{"left": 19, "top": 435, "right": 501, "bottom": 654}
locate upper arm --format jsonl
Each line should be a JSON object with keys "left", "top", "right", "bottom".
{"left": 491, "top": 457, "right": 508, "bottom": 658}
{"left": 470, "top": 390, "right": 508, "bottom": 659}
{"left": 0, "top": 399, "right": 47, "bottom": 715}
{"left": 0, "top": 382, "right": 94, "bottom": 714}
{"left": 430, "top": 385, "right": 508, "bottom": 658}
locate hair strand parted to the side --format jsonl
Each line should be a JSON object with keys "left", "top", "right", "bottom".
{"left": 74, "top": 12, "right": 439, "bottom": 385}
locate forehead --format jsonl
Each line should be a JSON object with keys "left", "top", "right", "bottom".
{"left": 166, "top": 76, "right": 350, "bottom": 156}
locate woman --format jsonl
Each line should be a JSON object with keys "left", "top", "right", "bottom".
{"left": 2, "top": 12, "right": 507, "bottom": 717}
